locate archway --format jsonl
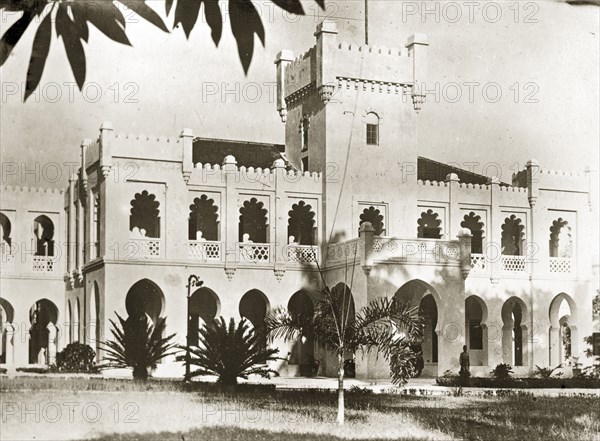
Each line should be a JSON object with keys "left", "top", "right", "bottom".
{"left": 461, "top": 212, "right": 484, "bottom": 254}
{"left": 465, "top": 295, "right": 488, "bottom": 366}
{"left": 0, "top": 298, "right": 15, "bottom": 364}
{"left": 359, "top": 206, "right": 384, "bottom": 236}
{"left": 29, "top": 299, "right": 59, "bottom": 365}
{"left": 549, "top": 218, "right": 572, "bottom": 258}
{"left": 33, "top": 215, "right": 54, "bottom": 256}
{"left": 417, "top": 209, "right": 442, "bottom": 239}
{"left": 129, "top": 190, "right": 160, "bottom": 238}
{"left": 239, "top": 198, "right": 268, "bottom": 243}
{"left": 549, "top": 293, "right": 578, "bottom": 366}
{"left": 287, "top": 290, "right": 316, "bottom": 375}
{"left": 501, "top": 215, "right": 524, "bottom": 256}
{"left": 74, "top": 297, "right": 81, "bottom": 342}
{"left": 67, "top": 299, "right": 73, "bottom": 344}
{"left": 0, "top": 212, "right": 12, "bottom": 251}
{"left": 188, "top": 287, "right": 220, "bottom": 347}
{"left": 501, "top": 297, "right": 529, "bottom": 367}
{"left": 288, "top": 201, "right": 316, "bottom": 245}
{"left": 88, "top": 282, "right": 101, "bottom": 359}
{"left": 188, "top": 195, "right": 219, "bottom": 241}
{"left": 239, "top": 290, "right": 270, "bottom": 352}
{"left": 125, "top": 279, "right": 165, "bottom": 325}
{"left": 394, "top": 280, "right": 441, "bottom": 375}
{"left": 330, "top": 283, "right": 356, "bottom": 377}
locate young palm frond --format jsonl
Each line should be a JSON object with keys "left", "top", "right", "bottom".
{"left": 100, "top": 313, "right": 178, "bottom": 381}
{"left": 179, "top": 317, "right": 279, "bottom": 385}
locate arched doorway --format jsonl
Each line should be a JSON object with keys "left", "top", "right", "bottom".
{"left": 125, "top": 279, "right": 165, "bottom": 325}
{"left": 549, "top": 293, "right": 578, "bottom": 366}
{"left": 501, "top": 297, "right": 529, "bottom": 367}
{"left": 29, "top": 299, "right": 59, "bottom": 365}
{"left": 239, "top": 290, "right": 270, "bottom": 353}
{"left": 67, "top": 299, "right": 73, "bottom": 344}
{"left": 188, "top": 287, "right": 220, "bottom": 347}
{"left": 465, "top": 296, "right": 488, "bottom": 366}
{"left": 330, "top": 283, "right": 357, "bottom": 377}
{"left": 88, "top": 282, "right": 101, "bottom": 359}
{"left": 74, "top": 297, "right": 81, "bottom": 342}
{"left": 394, "top": 280, "right": 440, "bottom": 376}
{"left": 0, "top": 298, "right": 15, "bottom": 364}
{"left": 287, "top": 290, "right": 316, "bottom": 375}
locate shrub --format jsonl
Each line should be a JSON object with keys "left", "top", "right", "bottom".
{"left": 179, "top": 317, "right": 279, "bottom": 386}
{"left": 534, "top": 364, "right": 561, "bottom": 379}
{"left": 101, "top": 313, "right": 177, "bottom": 381}
{"left": 56, "top": 342, "right": 97, "bottom": 373}
{"left": 0, "top": 367, "right": 7, "bottom": 374}
{"left": 343, "top": 359, "right": 356, "bottom": 378}
{"left": 491, "top": 363, "right": 513, "bottom": 379}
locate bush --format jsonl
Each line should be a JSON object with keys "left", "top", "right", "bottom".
{"left": 492, "top": 363, "right": 513, "bottom": 379}
{"left": 179, "top": 317, "right": 279, "bottom": 386}
{"left": 0, "top": 367, "right": 7, "bottom": 374}
{"left": 15, "top": 367, "right": 51, "bottom": 374}
{"left": 56, "top": 343, "right": 98, "bottom": 373}
{"left": 436, "top": 376, "right": 600, "bottom": 389}
{"left": 343, "top": 359, "right": 356, "bottom": 378}
{"left": 534, "top": 364, "right": 561, "bottom": 379}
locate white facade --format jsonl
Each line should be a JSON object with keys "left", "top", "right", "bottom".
{"left": 1, "top": 21, "right": 598, "bottom": 379}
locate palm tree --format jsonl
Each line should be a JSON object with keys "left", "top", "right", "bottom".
{"left": 266, "top": 284, "right": 424, "bottom": 425}
{"left": 101, "top": 313, "right": 177, "bottom": 381}
{"left": 179, "top": 317, "right": 279, "bottom": 386}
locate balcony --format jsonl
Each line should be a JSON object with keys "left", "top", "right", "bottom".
{"left": 287, "top": 245, "right": 319, "bottom": 264}
{"left": 188, "top": 240, "right": 222, "bottom": 262}
{"left": 32, "top": 255, "right": 56, "bottom": 272}
{"left": 501, "top": 255, "right": 526, "bottom": 272}
{"left": 129, "top": 238, "right": 161, "bottom": 259}
{"left": 371, "top": 237, "right": 461, "bottom": 265}
{"left": 549, "top": 257, "right": 572, "bottom": 273}
{"left": 470, "top": 253, "right": 487, "bottom": 272}
{"left": 238, "top": 243, "right": 271, "bottom": 264}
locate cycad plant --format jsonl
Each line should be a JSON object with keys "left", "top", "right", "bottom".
{"left": 266, "top": 284, "right": 424, "bottom": 425}
{"left": 101, "top": 313, "right": 177, "bottom": 381}
{"left": 180, "top": 317, "right": 279, "bottom": 386}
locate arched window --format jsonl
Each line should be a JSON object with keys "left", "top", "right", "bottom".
{"left": 33, "top": 215, "right": 54, "bottom": 256}
{"left": 461, "top": 212, "right": 484, "bottom": 254}
{"left": 189, "top": 195, "right": 219, "bottom": 241}
{"left": 288, "top": 201, "right": 316, "bottom": 245}
{"left": 0, "top": 212, "right": 12, "bottom": 250}
{"left": 359, "top": 206, "right": 384, "bottom": 235}
{"left": 129, "top": 191, "right": 160, "bottom": 238}
{"left": 501, "top": 215, "right": 524, "bottom": 256}
{"left": 366, "top": 112, "right": 379, "bottom": 145}
{"left": 417, "top": 209, "right": 442, "bottom": 239}
{"left": 239, "top": 198, "right": 268, "bottom": 243}
{"left": 91, "top": 192, "right": 100, "bottom": 259}
{"left": 549, "top": 218, "right": 572, "bottom": 258}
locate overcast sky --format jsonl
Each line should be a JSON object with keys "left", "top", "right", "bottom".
{"left": 1, "top": 0, "right": 598, "bottom": 188}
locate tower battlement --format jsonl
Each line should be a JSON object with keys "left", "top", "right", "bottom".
{"left": 275, "top": 21, "right": 428, "bottom": 122}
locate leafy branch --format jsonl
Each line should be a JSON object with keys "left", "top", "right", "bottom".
{"left": 0, "top": 0, "right": 325, "bottom": 101}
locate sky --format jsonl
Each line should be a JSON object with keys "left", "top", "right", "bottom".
{"left": 0, "top": 0, "right": 598, "bottom": 189}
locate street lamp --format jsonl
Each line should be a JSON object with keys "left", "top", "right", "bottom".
{"left": 185, "top": 274, "right": 203, "bottom": 380}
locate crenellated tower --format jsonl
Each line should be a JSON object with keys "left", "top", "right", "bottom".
{"left": 275, "top": 21, "right": 429, "bottom": 242}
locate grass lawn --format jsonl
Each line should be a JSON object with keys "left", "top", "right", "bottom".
{"left": 1, "top": 377, "right": 598, "bottom": 441}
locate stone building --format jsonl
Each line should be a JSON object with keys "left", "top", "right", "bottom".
{"left": 1, "top": 21, "right": 598, "bottom": 378}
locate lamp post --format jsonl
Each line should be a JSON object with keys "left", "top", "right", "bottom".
{"left": 185, "top": 274, "right": 203, "bottom": 380}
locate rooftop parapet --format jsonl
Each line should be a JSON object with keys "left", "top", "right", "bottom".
{"left": 276, "top": 21, "right": 429, "bottom": 119}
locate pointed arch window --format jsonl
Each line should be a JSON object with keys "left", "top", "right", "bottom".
{"left": 549, "top": 218, "right": 572, "bottom": 258}
{"left": 189, "top": 195, "right": 219, "bottom": 241}
{"left": 359, "top": 206, "right": 384, "bottom": 236}
{"left": 501, "top": 215, "right": 524, "bottom": 256}
{"left": 461, "top": 212, "right": 485, "bottom": 254}
{"left": 417, "top": 209, "right": 442, "bottom": 239}
{"left": 288, "top": 201, "right": 316, "bottom": 245}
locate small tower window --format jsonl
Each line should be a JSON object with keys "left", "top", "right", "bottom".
{"left": 301, "top": 116, "right": 310, "bottom": 152}
{"left": 366, "top": 112, "right": 379, "bottom": 145}
{"left": 301, "top": 157, "right": 309, "bottom": 172}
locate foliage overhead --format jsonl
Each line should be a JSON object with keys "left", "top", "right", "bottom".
{"left": 179, "top": 316, "right": 279, "bottom": 386}
{"left": 0, "top": 0, "right": 325, "bottom": 101}
{"left": 100, "top": 312, "right": 177, "bottom": 381}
